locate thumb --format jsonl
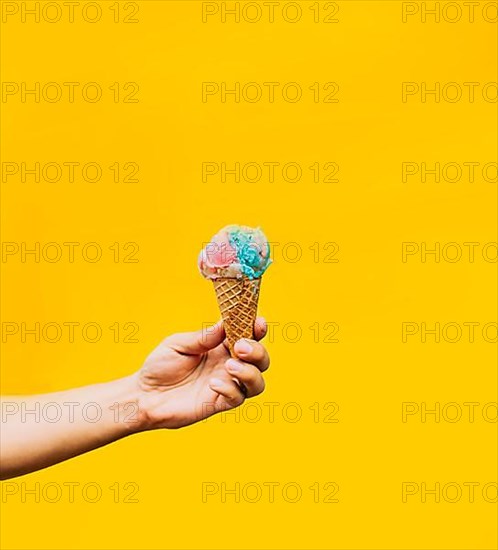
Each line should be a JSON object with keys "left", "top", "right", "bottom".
{"left": 167, "top": 321, "right": 225, "bottom": 355}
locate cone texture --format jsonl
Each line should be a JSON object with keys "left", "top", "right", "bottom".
{"left": 213, "top": 277, "right": 261, "bottom": 356}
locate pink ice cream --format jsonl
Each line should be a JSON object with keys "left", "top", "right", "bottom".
{"left": 198, "top": 224, "right": 271, "bottom": 280}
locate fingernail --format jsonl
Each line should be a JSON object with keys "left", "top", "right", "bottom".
{"left": 227, "top": 359, "right": 242, "bottom": 372}
{"left": 210, "top": 378, "right": 223, "bottom": 388}
{"left": 235, "top": 339, "right": 252, "bottom": 354}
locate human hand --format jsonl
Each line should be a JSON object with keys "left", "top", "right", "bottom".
{"left": 133, "top": 318, "right": 270, "bottom": 429}
{"left": 0, "top": 319, "right": 269, "bottom": 479}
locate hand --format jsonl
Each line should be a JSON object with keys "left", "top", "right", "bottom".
{"left": 133, "top": 318, "right": 270, "bottom": 429}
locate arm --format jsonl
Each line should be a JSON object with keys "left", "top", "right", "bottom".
{"left": 0, "top": 319, "right": 269, "bottom": 480}
{"left": 0, "top": 377, "right": 143, "bottom": 480}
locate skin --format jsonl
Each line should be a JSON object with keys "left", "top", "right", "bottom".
{"left": 0, "top": 318, "right": 270, "bottom": 480}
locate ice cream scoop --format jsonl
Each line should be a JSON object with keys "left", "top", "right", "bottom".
{"left": 198, "top": 224, "right": 271, "bottom": 280}
{"left": 199, "top": 225, "right": 271, "bottom": 356}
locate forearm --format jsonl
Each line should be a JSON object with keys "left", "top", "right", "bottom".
{"left": 0, "top": 375, "right": 146, "bottom": 480}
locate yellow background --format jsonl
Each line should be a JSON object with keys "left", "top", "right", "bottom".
{"left": 1, "top": 1, "right": 497, "bottom": 548}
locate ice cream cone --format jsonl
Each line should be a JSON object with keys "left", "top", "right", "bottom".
{"left": 199, "top": 225, "right": 270, "bottom": 354}
{"left": 213, "top": 277, "right": 261, "bottom": 357}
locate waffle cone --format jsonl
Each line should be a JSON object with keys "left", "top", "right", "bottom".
{"left": 212, "top": 277, "right": 261, "bottom": 357}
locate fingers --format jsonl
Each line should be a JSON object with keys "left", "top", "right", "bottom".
{"left": 209, "top": 377, "right": 245, "bottom": 408}
{"left": 165, "top": 317, "right": 267, "bottom": 356}
{"left": 167, "top": 321, "right": 225, "bottom": 355}
{"left": 226, "top": 359, "right": 265, "bottom": 398}
{"left": 221, "top": 316, "right": 267, "bottom": 354}
{"left": 233, "top": 338, "right": 270, "bottom": 372}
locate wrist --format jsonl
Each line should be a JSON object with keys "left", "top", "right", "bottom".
{"left": 105, "top": 374, "right": 150, "bottom": 435}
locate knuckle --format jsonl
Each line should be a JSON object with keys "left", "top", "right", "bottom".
{"left": 234, "top": 394, "right": 245, "bottom": 407}
{"left": 229, "top": 388, "right": 244, "bottom": 404}
{"left": 252, "top": 342, "right": 265, "bottom": 357}
{"left": 244, "top": 366, "right": 258, "bottom": 381}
